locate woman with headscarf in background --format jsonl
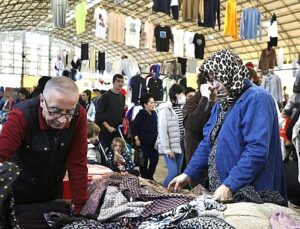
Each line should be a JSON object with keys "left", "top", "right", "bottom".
{"left": 168, "top": 50, "right": 287, "bottom": 205}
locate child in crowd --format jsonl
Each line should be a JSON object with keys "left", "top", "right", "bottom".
{"left": 87, "top": 122, "right": 108, "bottom": 165}
{"left": 106, "top": 137, "right": 139, "bottom": 176}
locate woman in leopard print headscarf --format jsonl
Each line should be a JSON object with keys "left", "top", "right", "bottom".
{"left": 168, "top": 50, "right": 287, "bottom": 206}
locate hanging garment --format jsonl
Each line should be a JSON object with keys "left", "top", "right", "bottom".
{"left": 261, "top": 73, "right": 283, "bottom": 105}
{"left": 94, "top": 7, "right": 108, "bottom": 39}
{"left": 258, "top": 48, "right": 277, "bottom": 71}
{"left": 193, "top": 33, "right": 205, "bottom": 59}
{"left": 152, "top": 0, "right": 171, "bottom": 15}
{"left": 125, "top": 16, "right": 142, "bottom": 48}
{"left": 240, "top": 7, "right": 262, "bottom": 40}
{"left": 50, "top": 0, "right": 68, "bottom": 28}
{"left": 75, "top": 0, "right": 87, "bottom": 35}
{"left": 170, "top": 0, "right": 179, "bottom": 20}
{"left": 177, "top": 57, "right": 187, "bottom": 75}
{"left": 172, "top": 27, "right": 185, "bottom": 57}
{"left": 267, "top": 15, "right": 278, "bottom": 49}
{"left": 224, "top": 0, "right": 237, "bottom": 40}
{"left": 186, "top": 60, "right": 197, "bottom": 73}
{"left": 130, "top": 75, "right": 147, "bottom": 104}
{"left": 147, "top": 77, "right": 163, "bottom": 101}
{"left": 154, "top": 25, "right": 172, "bottom": 52}
{"left": 89, "top": 48, "right": 96, "bottom": 72}
{"left": 81, "top": 43, "right": 89, "bottom": 60}
{"left": 108, "top": 12, "right": 126, "bottom": 43}
{"left": 184, "top": 31, "right": 195, "bottom": 58}
{"left": 198, "top": 0, "right": 220, "bottom": 30}
{"left": 181, "top": 0, "right": 200, "bottom": 21}
{"left": 98, "top": 51, "right": 105, "bottom": 71}
{"left": 144, "top": 21, "right": 154, "bottom": 49}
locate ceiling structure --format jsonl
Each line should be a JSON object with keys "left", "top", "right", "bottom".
{"left": 0, "top": 0, "right": 300, "bottom": 65}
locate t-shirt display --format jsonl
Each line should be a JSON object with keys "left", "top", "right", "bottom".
{"left": 94, "top": 7, "right": 108, "bottom": 39}
{"left": 154, "top": 25, "right": 172, "bottom": 52}
{"left": 172, "top": 27, "right": 184, "bottom": 57}
{"left": 152, "top": 0, "right": 171, "bottom": 15}
{"left": 108, "top": 12, "right": 126, "bottom": 43}
{"left": 75, "top": 0, "right": 87, "bottom": 35}
{"left": 125, "top": 17, "right": 142, "bottom": 49}
{"left": 51, "top": 0, "right": 68, "bottom": 28}
{"left": 184, "top": 31, "right": 195, "bottom": 58}
{"left": 193, "top": 33, "right": 205, "bottom": 59}
{"left": 144, "top": 21, "right": 154, "bottom": 49}
{"left": 147, "top": 77, "right": 163, "bottom": 101}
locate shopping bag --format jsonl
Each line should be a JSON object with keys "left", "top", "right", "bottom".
{"left": 134, "top": 147, "right": 144, "bottom": 167}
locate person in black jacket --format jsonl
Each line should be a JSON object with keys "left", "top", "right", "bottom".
{"left": 131, "top": 94, "right": 158, "bottom": 180}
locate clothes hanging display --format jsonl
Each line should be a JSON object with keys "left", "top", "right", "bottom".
{"left": 98, "top": 51, "right": 105, "bottom": 71}
{"left": 108, "top": 12, "right": 126, "bottom": 43}
{"left": 89, "top": 48, "right": 96, "bottom": 72}
{"left": 181, "top": 0, "right": 200, "bottom": 21}
{"left": 147, "top": 77, "right": 163, "bottom": 101}
{"left": 240, "top": 7, "right": 262, "bottom": 40}
{"left": 258, "top": 48, "right": 277, "bottom": 71}
{"left": 75, "top": 0, "right": 87, "bottom": 35}
{"left": 184, "top": 31, "right": 195, "bottom": 59}
{"left": 224, "top": 0, "right": 237, "bottom": 40}
{"left": 130, "top": 75, "right": 147, "bottom": 104}
{"left": 267, "top": 14, "right": 278, "bottom": 50}
{"left": 261, "top": 72, "right": 283, "bottom": 105}
{"left": 193, "top": 33, "right": 205, "bottom": 59}
{"left": 172, "top": 27, "right": 185, "bottom": 57}
{"left": 152, "top": 0, "right": 171, "bottom": 16}
{"left": 177, "top": 57, "right": 187, "bottom": 75}
{"left": 54, "top": 54, "right": 64, "bottom": 76}
{"left": 154, "top": 25, "right": 172, "bottom": 52}
{"left": 94, "top": 7, "right": 108, "bottom": 39}
{"left": 50, "top": 0, "right": 68, "bottom": 28}
{"left": 198, "top": 0, "right": 220, "bottom": 30}
{"left": 170, "top": 0, "right": 179, "bottom": 20}
{"left": 144, "top": 21, "right": 154, "bottom": 49}
{"left": 125, "top": 16, "right": 142, "bottom": 48}
{"left": 81, "top": 43, "right": 89, "bottom": 60}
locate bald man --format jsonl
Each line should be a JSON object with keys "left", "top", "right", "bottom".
{"left": 0, "top": 77, "right": 88, "bottom": 215}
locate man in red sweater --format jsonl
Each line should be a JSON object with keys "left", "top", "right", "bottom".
{"left": 0, "top": 77, "right": 88, "bottom": 214}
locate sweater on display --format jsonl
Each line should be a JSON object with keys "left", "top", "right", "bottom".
{"left": 240, "top": 7, "right": 262, "bottom": 40}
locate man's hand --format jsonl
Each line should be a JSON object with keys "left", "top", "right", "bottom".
{"left": 167, "top": 173, "right": 191, "bottom": 192}
{"left": 213, "top": 184, "right": 233, "bottom": 202}
{"left": 107, "top": 126, "right": 116, "bottom": 133}
{"left": 167, "top": 151, "right": 175, "bottom": 158}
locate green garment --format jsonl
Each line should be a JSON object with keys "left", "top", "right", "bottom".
{"left": 75, "top": 0, "right": 87, "bottom": 35}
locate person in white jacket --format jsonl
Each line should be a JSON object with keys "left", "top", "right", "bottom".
{"left": 81, "top": 89, "right": 96, "bottom": 122}
{"left": 157, "top": 84, "right": 186, "bottom": 187}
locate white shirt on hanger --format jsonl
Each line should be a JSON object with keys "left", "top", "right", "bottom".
{"left": 125, "top": 16, "right": 142, "bottom": 48}
{"left": 184, "top": 31, "right": 195, "bottom": 58}
{"left": 94, "top": 7, "right": 108, "bottom": 39}
{"left": 144, "top": 21, "right": 154, "bottom": 49}
{"left": 267, "top": 20, "right": 278, "bottom": 39}
{"left": 170, "top": 0, "right": 179, "bottom": 6}
{"left": 172, "top": 27, "right": 185, "bottom": 57}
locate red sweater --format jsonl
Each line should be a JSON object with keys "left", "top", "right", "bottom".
{"left": 0, "top": 105, "right": 88, "bottom": 213}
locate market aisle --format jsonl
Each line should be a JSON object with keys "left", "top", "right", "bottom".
{"left": 153, "top": 155, "right": 167, "bottom": 185}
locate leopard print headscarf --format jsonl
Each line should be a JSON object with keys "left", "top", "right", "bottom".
{"left": 199, "top": 50, "right": 249, "bottom": 111}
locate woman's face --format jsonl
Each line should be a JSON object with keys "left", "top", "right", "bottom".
{"left": 81, "top": 93, "right": 88, "bottom": 102}
{"left": 144, "top": 98, "right": 155, "bottom": 112}
{"left": 208, "top": 75, "right": 229, "bottom": 97}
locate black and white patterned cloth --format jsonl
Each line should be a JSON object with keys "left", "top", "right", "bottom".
{"left": 178, "top": 216, "right": 235, "bottom": 229}
{"left": 60, "top": 219, "right": 104, "bottom": 229}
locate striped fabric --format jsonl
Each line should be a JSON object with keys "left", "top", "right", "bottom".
{"left": 173, "top": 105, "right": 185, "bottom": 140}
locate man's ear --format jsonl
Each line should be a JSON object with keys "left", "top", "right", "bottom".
{"left": 39, "top": 94, "right": 44, "bottom": 108}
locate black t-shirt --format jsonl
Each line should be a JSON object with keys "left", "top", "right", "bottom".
{"left": 147, "top": 77, "right": 163, "bottom": 101}
{"left": 130, "top": 75, "right": 147, "bottom": 104}
{"left": 193, "top": 33, "right": 205, "bottom": 59}
{"left": 154, "top": 25, "right": 172, "bottom": 52}
{"left": 152, "top": 0, "right": 171, "bottom": 15}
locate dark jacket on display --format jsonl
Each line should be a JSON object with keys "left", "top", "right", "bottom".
{"left": 11, "top": 97, "right": 78, "bottom": 205}
{"left": 131, "top": 109, "right": 158, "bottom": 146}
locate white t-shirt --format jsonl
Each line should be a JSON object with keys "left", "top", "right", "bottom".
{"left": 170, "top": 0, "right": 179, "bottom": 6}
{"left": 267, "top": 20, "right": 278, "bottom": 39}
{"left": 144, "top": 21, "right": 154, "bottom": 49}
{"left": 184, "top": 31, "right": 195, "bottom": 58}
{"left": 94, "top": 7, "right": 108, "bottom": 39}
{"left": 172, "top": 27, "right": 185, "bottom": 57}
{"left": 125, "top": 17, "right": 141, "bottom": 48}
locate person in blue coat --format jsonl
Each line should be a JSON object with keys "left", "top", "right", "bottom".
{"left": 168, "top": 50, "right": 287, "bottom": 204}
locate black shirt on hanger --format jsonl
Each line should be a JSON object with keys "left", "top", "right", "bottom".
{"left": 130, "top": 75, "right": 147, "bottom": 104}
{"left": 148, "top": 77, "right": 163, "bottom": 101}
{"left": 98, "top": 51, "right": 105, "bottom": 71}
{"left": 152, "top": 0, "right": 171, "bottom": 15}
{"left": 81, "top": 43, "right": 89, "bottom": 60}
{"left": 193, "top": 33, "right": 205, "bottom": 59}
{"left": 154, "top": 25, "right": 172, "bottom": 52}
{"left": 198, "top": 0, "right": 220, "bottom": 30}
{"left": 177, "top": 57, "right": 187, "bottom": 75}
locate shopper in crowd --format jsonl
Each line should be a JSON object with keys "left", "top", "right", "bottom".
{"left": 95, "top": 74, "right": 125, "bottom": 147}
{"left": 131, "top": 93, "right": 158, "bottom": 180}
{"left": 157, "top": 84, "right": 186, "bottom": 188}
{"left": 81, "top": 89, "right": 96, "bottom": 122}
{"left": 30, "top": 76, "right": 52, "bottom": 98}
{"left": 106, "top": 137, "right": 138, "bottom": 176}
{"left": 185, "top": 87, "right": 196, "bottom": 101}
{"left": 182, "top": 73, "right": 214, "bottom": 188}
{"left": 87, "top": 122, "right": 108, "bottom": 165}
{"left": 92, "top": 89, "right": 106, "bottom": 110}
{"left": 245, "top": 62, "right": 260, "bottom": 86}
{"left": 0, "top": 77, "right": 88, "bottom": 215}
{"left": 17, "top": 87, "right": 30, "bottom": 103}
{"left": 168, "top": 50, "right": 287, "bottom": 204}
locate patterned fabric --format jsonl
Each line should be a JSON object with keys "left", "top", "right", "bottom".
{"left": 178, "top": 216, "right": 235, "bottom": 229}
{"left": 233, "top": 186, "right": 286, "bottom": 206}
{"left": 173, "top": 104, "right": 185, "bottom": 140}
{"left": 61, "top": 219, "right": 104, "bottom": 229}
{"left": 97, "top": 186, "right": 151, "bottom": 222}
{"left": 208, "top": 141, "right": 222, "bottom": 192}
{"left": 106, "top": 151, "right": 135, "bottom": 173}
{"left": 199, "top": 49, "right": 249, "bottom": 111}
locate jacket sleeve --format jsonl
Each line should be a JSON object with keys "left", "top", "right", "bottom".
{"left": 131, "top": 111, "right": 141, "bottom": 137}
{"left": 184, "top": 104, "right": 217, "bottom": 180}
{"left": 158, "top": 108, "right": 171, "bottom": 153}
{"left": 66, "top": 106, "right": 88, "bottom": 214}
{"left": 223, "top": 92, "right": 276, "bottom": 192}
{"left": 184, "top": 95, "right": 210, "bottom": 133}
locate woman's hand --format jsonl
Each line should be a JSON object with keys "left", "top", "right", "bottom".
{"left": 213, "top": 184, "right": 233, "bottom": 202}
{"left": 168, "top": 173, "right": 191, "bottom": 192}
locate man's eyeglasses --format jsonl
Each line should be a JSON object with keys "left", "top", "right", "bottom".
{"left": 42, "top": 95, "right": 78, "bottom": 120}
